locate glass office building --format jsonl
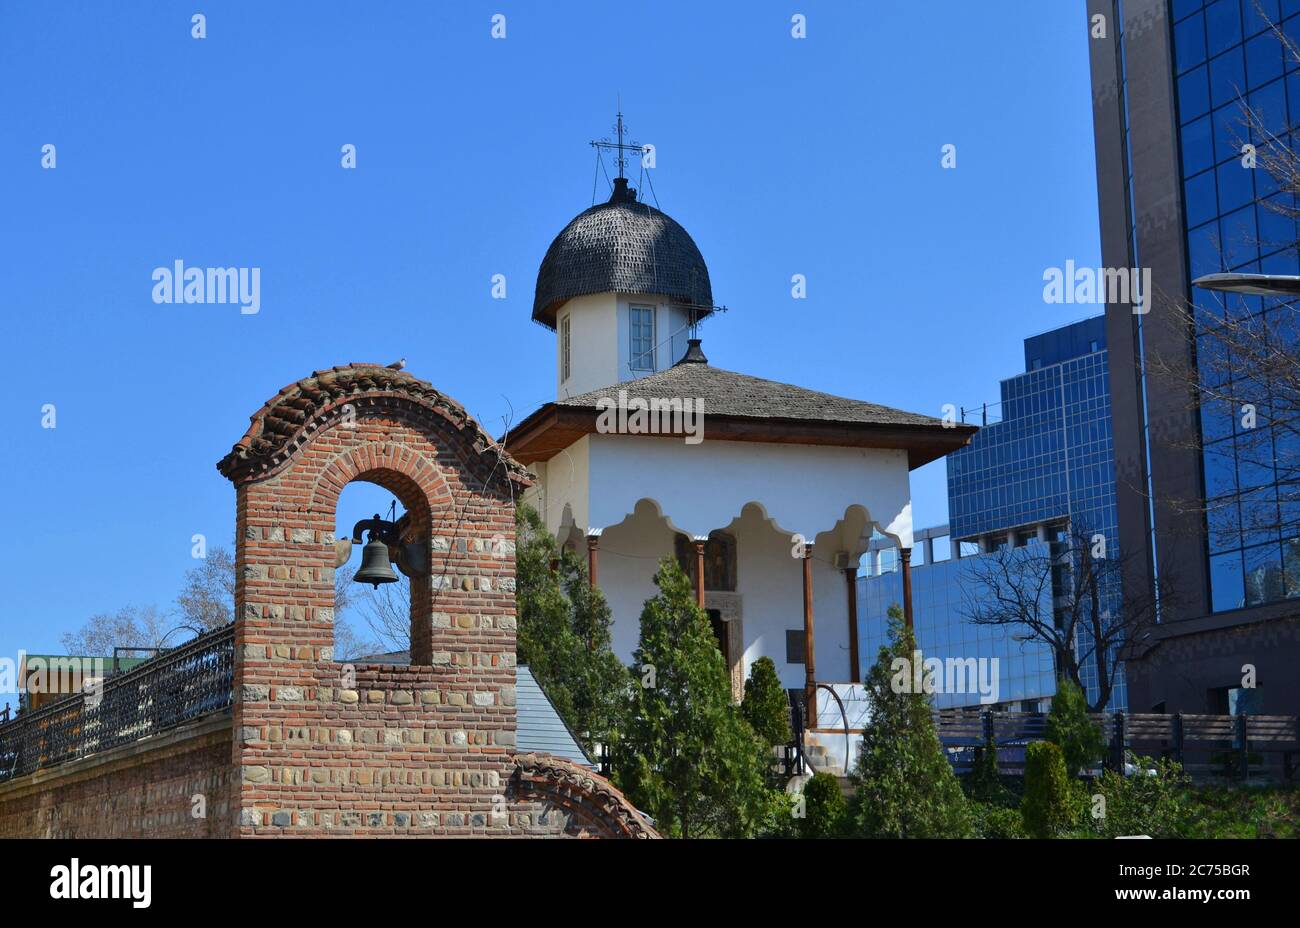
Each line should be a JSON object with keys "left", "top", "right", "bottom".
{"left": 858, "top": 555, "right": 1058, "bottom": 711}
{"left": 1086, "top": 0, "right": 1300, "bottom": 713}
{"left": 947, "top": 315, "right": 1125, "bottom": 709}
{"left": 947, "top": 317, "right": 1117, "bottom": 549}
{"left": 859, "top": 317, "right": 1123, "bottom": 709}
{"left": 1172, "top": 0, "right": 1300, "bottom": 612}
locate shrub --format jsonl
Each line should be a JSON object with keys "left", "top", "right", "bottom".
{"left": 1184, "top": 784, "right": 1300, "bottom": 839}
{"left": 1090, "top": 756, "right": 1193, "bottom": 838}
{"left": 1044, "top": 677, "right": 1105, "bottom": 775}
{"left": 970, "top": 802, "right": 1026, "bottom": 838}
{"left": 798, "top": 773, "right": 848, "bottom": 838}
{"left": 1021, "top": 741, "right": 1081, "bottom": 838}
{"left": 742, "top": 656, "right": 792, "bottom": 749}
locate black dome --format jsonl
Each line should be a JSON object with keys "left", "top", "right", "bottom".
{"left": 532, "top": 178, "right": 713, "bottom": 329}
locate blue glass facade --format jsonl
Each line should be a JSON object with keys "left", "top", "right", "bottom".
{"left": 947, "top": 317, "right": 1118, "bottom": 550}
{"left": 1171, "top": 0, "right": 1300, "bottom": 613}
{"left": 858, "top": 557, "right": 1058, "bottom": 710}
{"left": 944, "top": 316, "right": 1126, "bottom": 709}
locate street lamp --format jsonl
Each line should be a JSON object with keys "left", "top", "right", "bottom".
{"left": 1192, "top": 272, "right": 1300, "bottom": 295}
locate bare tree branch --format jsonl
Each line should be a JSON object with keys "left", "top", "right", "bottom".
{"left": 960, "top": 526, "right": 1171, "bottom": 710}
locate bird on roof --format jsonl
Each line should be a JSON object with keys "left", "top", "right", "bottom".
{"left": 388, "top": 358, "right": 406, "bottom": 371}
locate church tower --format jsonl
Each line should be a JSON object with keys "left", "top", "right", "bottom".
{"left": 532, "top": 115, "right": 714, "bottom": 398}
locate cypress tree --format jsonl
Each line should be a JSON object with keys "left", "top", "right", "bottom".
{"left": 849, "top": 607, "right": 972, "bottom": 837}
{"left": 615, "top": 558, "right": 778, "bottom": 837}
{"left": 1021, "top": 740, "right": 1080, "bottom": 837}
{"left": 742, "top": 655, "right": 793, "bottom": 748}
{"left": 1044, "top": 676, "right": 1105, "bottom": 776}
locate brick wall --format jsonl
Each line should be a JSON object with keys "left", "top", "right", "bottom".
{"left": 0, "top": 716, "right": 232, "bottom": 838}
{"left": 0, "top": 366, "right": 654, "bottom": 839}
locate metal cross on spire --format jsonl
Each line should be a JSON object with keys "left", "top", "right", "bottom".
{"left": 589, "top": 99, "right": 641, "bottom": 179}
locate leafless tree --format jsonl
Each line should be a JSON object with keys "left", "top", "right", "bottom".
{"left": 60, "top": 604, "right": 176, "bottom": 656}
{"left": 59, "top": 545, "right": 380, "bottom": 660}
{"left": 351, "top": 574, "right": 411, "bottom": 655}
{"left": 960, "top": 527, "right": 1172, "bottom": 711}
{"left": 175, "top": 546, "right": 237, "bottom": 631}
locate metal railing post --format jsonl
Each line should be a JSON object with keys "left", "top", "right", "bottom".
{"left": 1111, "top": 711, "right": 1126, "bottom": 774}
{"left": 1236, "top": 713, "right": 1249, "bottom": 781}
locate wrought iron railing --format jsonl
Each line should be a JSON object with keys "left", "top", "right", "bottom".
{"left": 0, "top": 623, "right": 234, "bottom": 783}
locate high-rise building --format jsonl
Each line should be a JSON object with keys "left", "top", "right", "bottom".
{"left": 950, "top": 315, "right": 1124, "bottom": 709}
{"left": 1087, "top": 0, "right": 1300, "bottom": 712}
{"left": 860, "top": 316, "right": 1123, "bottom": 709}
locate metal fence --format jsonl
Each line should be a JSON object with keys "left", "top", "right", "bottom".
{"left": 0, "top": 623, "right": 234, "bottom": 783}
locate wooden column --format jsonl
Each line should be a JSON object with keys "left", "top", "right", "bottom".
{"left": 692, "top": 538, "right": 706, "bottom": 609}
{"left": 802, "top": 544, "right": 817, "bottom": 722}
{"left": 900, "top": 546, "right": 914, "bottom": 631}
{"left": 845, "top": 564, "right": 860, "bottom": 683}
{"left": 586, "top": 533, "right": 599, "bottom": 589}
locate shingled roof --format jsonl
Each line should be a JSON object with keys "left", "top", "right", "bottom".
{"left": 216, "top": 363, "right": 531, "bottom": 486}
{"left": 559, "top": 360, "right": 946, "bottom": 428}
{"left": 505, "top": 344, "right": 977, "bottom": 469}
{"left": 532, "top": 178, "right": 713, "bottom": 329}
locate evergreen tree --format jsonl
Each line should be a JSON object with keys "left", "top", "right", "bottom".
{"left": 560, "top": 566, "right": 629, "bottom": 753}
{"left": 615, "top": 558, "right": 779, "bottom": 838}
{"left": 1021, "top": 740, "right": 1081, "bottom": 838}
{"left": 1044, "top": 676, "right": 1106, "bottom": 776}
{"left": 742, "top": 656, "right": 792, "bottom": 748}
{"left": 798, "top": 772, "right": 849, "bottom": 838}
{"left": 514, "top": 505, "right": 627, "bottom": 753}
{"left": 849, "top": 607, "right": 972, "bottom": 838}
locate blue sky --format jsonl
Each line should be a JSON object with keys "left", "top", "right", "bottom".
{"left": 0, "top": 0, "right": 1102, "bottom": 658}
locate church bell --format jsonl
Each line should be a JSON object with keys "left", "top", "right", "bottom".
{"left": 354, "top": 533, "right": 399, "bottom": 588}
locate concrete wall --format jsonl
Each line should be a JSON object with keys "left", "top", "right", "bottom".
{"left": 594, "top": 500, "right": 857, "bottom": 693}
{"left": 555, "top": 291, "right": 695, "bottom": 400}
{"left": 1126, "top": 614, "right": 1300, "bottom": 714}
{"left": 557, "top": 293, "right": 619, "bottom": 398}
{"left": 585, "top": 434, "right": 913, "bottom": 546}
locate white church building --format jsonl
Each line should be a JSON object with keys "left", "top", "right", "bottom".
{"left": 508, "top": 172, "right": 975, "bottom": 731}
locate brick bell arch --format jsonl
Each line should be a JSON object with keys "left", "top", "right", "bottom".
{"left": 216, "top": 363, "right": 655, "bottom": 838}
